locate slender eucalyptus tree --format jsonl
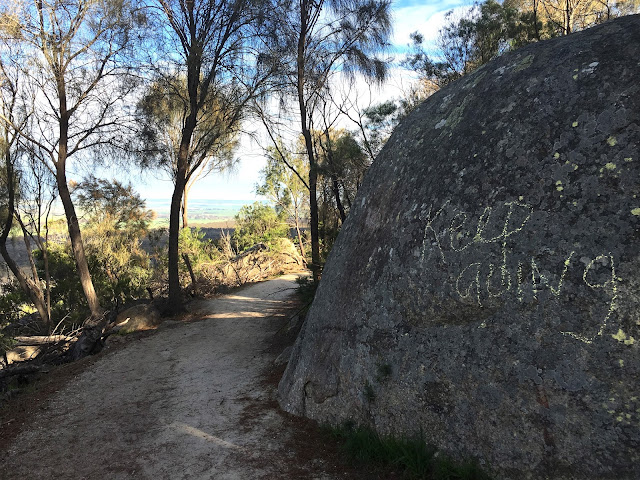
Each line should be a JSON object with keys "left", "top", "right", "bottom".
{"left": 1, "top": 0, "right": 141, "bottom": 338}
{"left": 260, "top": 0, "right": 392, "bottom": 279}
{"left": 138, "top": 75, "right": 239, "bottom": 230}
{"left": 0, "top": 39, "right": 54, "bottom": 331}
{"left": 145, "top": 0, "right": 272, "bottom": 311}
{"left": 256, "top": 143, "right": 309, "bottom": 257}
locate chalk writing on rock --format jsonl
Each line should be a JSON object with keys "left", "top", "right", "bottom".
{"left": 418, "top": 200, "right": 618, "bottom": 344}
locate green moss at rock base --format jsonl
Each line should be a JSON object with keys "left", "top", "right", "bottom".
{"left": 327, "top": 423, "right": 493, "bottom": 480}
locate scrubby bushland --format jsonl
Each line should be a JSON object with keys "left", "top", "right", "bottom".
{"left": 30, "top": 242, "right": 149, "bottom": 327}
{"left": 181, "top": 212, "right": 303, "bottom": 295}
{"left": 0, "top": 178, "right": 153, "bottom": 334}
{"left": 0, "top": 195, "right": 302, "bottom": 355}
{"left": 232, "top": 202, "right": 289, "bottom": 252}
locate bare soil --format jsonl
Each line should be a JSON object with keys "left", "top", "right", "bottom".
{"left": 0, "top": 273, "right": 389, "bottom": 479}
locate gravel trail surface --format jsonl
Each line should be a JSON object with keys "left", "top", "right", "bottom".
{"left": 1, "top": 273, "right": 355, "bottom": 480}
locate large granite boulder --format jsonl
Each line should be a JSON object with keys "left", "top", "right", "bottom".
{"left": 279, "top": 15, "right": 640, "bottom": 480}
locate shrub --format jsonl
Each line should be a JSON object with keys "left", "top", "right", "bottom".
{"left": 34, "top": 244, "right": 87, "bottom": 325}
{"left": 30, "top": 240, "right": 150, "bottom": 326}
{"left": 0, "top": 280, "right": 29, "bottom": 326}
{"left": 179, "top": 227, "right": 219, "bottom": 267}
{"left": 1, "top": 178, "right": 157, "bottom": 327}
{"left": 178, "top": 227, "right": 225, "bottom": 283}
{"left": 75, "top": 177, "right": 153, "bottom": 308}
{"left": 232, "top": 202, "right": 288, "bottom": 252}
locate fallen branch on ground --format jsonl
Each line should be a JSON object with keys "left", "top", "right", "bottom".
{"left": 14, "top": 335, "right": 75, "bottom": 346}
{"left": 0, "top": 363, "right": 47, "bottom": 379}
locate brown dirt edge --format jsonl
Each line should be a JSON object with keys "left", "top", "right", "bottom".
{"left": 250, "top": 363, "right": 404, "bottom": 479}
{"left": 245, "top": 302, "right": 404, "bottom": 480}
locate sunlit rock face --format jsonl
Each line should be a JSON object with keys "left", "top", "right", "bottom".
{"left": 279, "top": 15, "right": 640, "bottom": 480}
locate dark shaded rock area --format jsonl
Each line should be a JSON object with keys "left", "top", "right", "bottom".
{"left": 279, "top": 16, "right": 640, "bottom": 480}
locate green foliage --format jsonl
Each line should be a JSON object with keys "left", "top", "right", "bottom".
{"left": 33, "top": 244, "right": 87, "bottom": 325}
{"left": 32, "top": 241, "right": 149, "bottom": 326}
{"left": 179, "top": 227, "right": 221, "bottom": 274}
{"left": 137, "top": 74, "right": 239, "bottom": 176}
{"left": 404, "top": 0, "right": 526, "bottom": 90}
{"left": 257, "top": 145, "right": 309, "bottom": 222}
{"left": 256, "top": 144, "right": 309, "bottom": 257}
{"left": 404, "top": 0, "right": 639, "bottom": 97}
{"left": 259, "top": 0, "right": 392, "bottom": 275}
{"left": 44, "top": 218, "right": 67, "bottom": 237}
{"left": 329, "top": 423, "right": 492, "bottom": 480}
{"left": 0, "top": 331, "right": 16, "bottom": 355}
{"left": 315, "top": 129, "right": 369, "bottom": 259}
{"left": 329, "top": 132, "right": 368, "bottom": 179}
{"left": 361, "top": 101, "right": 399, "bottom": 157}
{"left": 74, "top": 177, "right": 152, "bottom": 306}
{"left": 232, "top": 202, "right": 289, "bottom": 252}
{"left": 74, "top": 175, "right": 152, "bottom": 233}
{"left": 0, "top": 8, "right": 22, "bottom": 39}
{"left": 0, "top": 288, "right": 18, "bottom": 353}
{"left": 147, "top": 227, "right": 227, "bottom": 294}
{"left": 5, "top": 177, "right": 157, "bottom": 326}
{"left": 0, "top": 280, "right": 27, "bottom": 326}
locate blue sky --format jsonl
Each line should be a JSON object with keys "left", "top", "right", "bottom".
{"left": 118, "top": 0, "right": 473, "bottom": 204}
{"left": 391, "top": 0, "right": 472, "bottom": 50}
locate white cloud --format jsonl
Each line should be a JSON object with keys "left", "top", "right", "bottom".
{"left": 391, "top": 1, "right": 474, "bottom": 51}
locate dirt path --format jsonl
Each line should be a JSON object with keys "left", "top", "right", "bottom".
{"left": 0, "top": 274, "right": 367, "bottom": 480}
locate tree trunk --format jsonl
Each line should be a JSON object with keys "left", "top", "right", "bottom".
{"left": 15, "top": 216, "right": 52, "bottom": 331}
{"left": 0, "top": 144, "right": 50, "bottom": 329}
{"left": 56, "top": 160, "right": 102, "bottom": 322}
{"left": 293, "top": 202, "right": 305, "bottom": 257}
{"left": 57, "top": 160, "right": 108, "bottom": 360}
{"left": 0, "top": 242, "right": 49, "bottom": 330}
{"left": 182, "top": 252, "right": 197, "bottom": 296}
{"left": 55, "top": 74, "right": 102, "bottom": 324}
{"left": 168, "top": 169, "right": 187, "bottom": 311}
{"left": 42, "top": 216, "right": 53, "bottom": 334}
{"left": 167, "top": 0, "right": 204, "bottom": 310}
{"left": 55, "top": 92, "right": 106, "bottom": 360}
{"left": 297, "top": 5, "right": 321, "bottom": 281}
{"left": 181, "top": 182, "right": 190, "bottom": 229}
{"left": 14, "top": 335, "right": 74, "bottom": 345}
{"left": 343, "top": 181, "right": 352, "bottom": 209}
{"left": 321, "top": 184, "right": 329, "bottom": 248}
{"left": 331, "top": 175, "right": 346, "bottom": 224}
{"left": 304, "top": 130, "right": 320, "bottom": 281}
{"left": 322, "top": 130, "right": 346, "bottom": 224}
{"left": 533, "top": 0, "right": 541, "bottom": 41}
{"left": 168, "top": 111, "right": 197, "bottom": 311}
{"left": 565, "top": 0, "right": 571, "bottom": 35}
